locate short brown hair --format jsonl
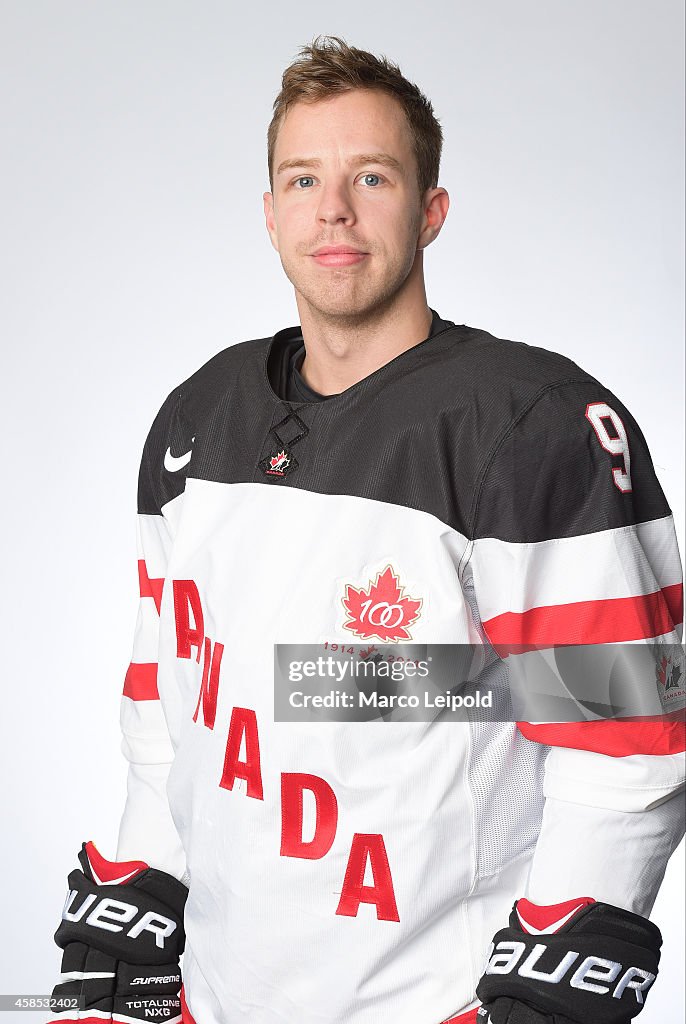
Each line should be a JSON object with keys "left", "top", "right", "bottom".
{"left": 267, "top": 35, "right": 443, "bottom": 198}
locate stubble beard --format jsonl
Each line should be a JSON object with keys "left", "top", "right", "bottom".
{"left": 281, "top": 233, "right": 421, "bottom": 331}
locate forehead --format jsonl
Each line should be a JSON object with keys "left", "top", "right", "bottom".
{"left": 274, "top": 89, "right": 413, "bottom": 166}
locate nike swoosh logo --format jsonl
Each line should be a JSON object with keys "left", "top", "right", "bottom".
{"left": 164, "top": 437, "right": 194, "bottom": 473}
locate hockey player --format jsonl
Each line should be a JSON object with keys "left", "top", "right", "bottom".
{"left": 47, "top": 36, "right": 684, "bottom": 1024}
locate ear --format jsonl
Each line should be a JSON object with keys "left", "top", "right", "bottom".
{"left": 263, "top": 191, "right": 279, "bottom": 252}
{"left": 417, "top": 187, "right": 450, "bottom": 250}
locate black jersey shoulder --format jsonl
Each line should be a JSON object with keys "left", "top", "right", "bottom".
{"left": 137, "top": 335, "right": 271, "bottom": 515}
{"left": 428, "top": 327, "right": 670, "bottom": 541}
{"left": 471, "top": 374, "right": 670, "bottom": 543}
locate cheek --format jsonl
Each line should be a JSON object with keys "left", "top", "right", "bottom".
{"left": 277, "top": 208, "right": 310, "bottom": 254}
{"left": 373, "top": 201, "right": 418, "bottom": 247}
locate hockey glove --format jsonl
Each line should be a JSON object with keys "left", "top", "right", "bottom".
{"left": 475, "top": 897, "right": 661, "bottom": 1024}
{"left": 47, "top": 841, "right": 188, "bottom": 1023}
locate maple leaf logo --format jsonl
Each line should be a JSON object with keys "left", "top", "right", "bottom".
{"left": 342, "top": 565, "right": 422, "bottom": 642}
{"left": 268, "top": 450, "right": 290, "bottom": 473}
{"left": 656, "top": 653, "right": 684, "bottom": 694}
{"left": 669, "top": 663, "right": 683, "bottom": 691}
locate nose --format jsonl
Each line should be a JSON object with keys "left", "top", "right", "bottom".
{"left": 316, "top": 177, "right": 357, "bottom": 227}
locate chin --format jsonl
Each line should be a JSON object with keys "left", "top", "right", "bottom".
{"left": 309, "top": 298, "right": 382, "bottom": 323}
{"left": 297, "top": 279, "right": 392, "bottom": 320}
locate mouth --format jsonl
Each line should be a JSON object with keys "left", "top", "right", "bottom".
{"left": 311, "top": 250, "right": 369, "bottom": 267}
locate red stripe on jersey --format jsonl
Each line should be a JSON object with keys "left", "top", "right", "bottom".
{"left": 138, "top": 558, "right": 164, "bottom": 613}
{"left": 123, "top": 662, "right": 159, "bottom": 700}
{"left": 518, "top": 714, "right": 686, "bottom": 757}
{"left": 484, "top": 583, "right": 683, "bottom": 652}
{"left": 664, "top": 582, "right": 685, "bottom": 626}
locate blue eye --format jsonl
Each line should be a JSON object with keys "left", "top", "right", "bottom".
{"left": 292, "top": 173, "right": 384, "bottom": 189}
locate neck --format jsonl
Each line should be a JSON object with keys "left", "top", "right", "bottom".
{"left": 295, "top": 270, "right": 433, "bottom": 396}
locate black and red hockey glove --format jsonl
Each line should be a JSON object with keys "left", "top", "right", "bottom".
{"left": 47, "top": 841, "right": 188, "bottom": 1023}
{"left": 475, "top": 897, "right": 662, "bottom": 1024}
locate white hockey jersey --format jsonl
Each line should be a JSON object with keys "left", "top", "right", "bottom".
{"left": 116, "top": 312, "right": 685, "bottom": 1024}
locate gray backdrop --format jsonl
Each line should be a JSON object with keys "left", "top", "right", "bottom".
{"left": 1, "top": 2, "right": 683, "bottom": 1021}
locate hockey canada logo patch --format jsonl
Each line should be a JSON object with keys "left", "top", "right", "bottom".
{"left": 656, "top": 649, "right": 685, "bottom": 706}
{"left": 260, "top": 448, "right": 297, "bottom": 478}
{"left": 341, "top": 565, "right": 422, "bottom": 642}
{"left": 268, "top": 450, "right": 290, "bottom": 475}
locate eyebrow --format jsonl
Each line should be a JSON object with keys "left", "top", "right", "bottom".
{"left": 276, "top": 152, "right": 404, "bottom": 176}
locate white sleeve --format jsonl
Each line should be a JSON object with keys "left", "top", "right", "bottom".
{"left": 524, "top": 791, "right": 685, "bottom": 916}
{"left": 469, "top": 381, "right": 685, "bottom": 916}
{"left": 507, "top": 513, "right": 686, "bottom": 915}
{"left": 115, "top": 506, "right": 188, "bottom": 883}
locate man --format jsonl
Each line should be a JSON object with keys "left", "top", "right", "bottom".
{"left": 48, "top": 36, "right": 684, "bottom": 1024}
